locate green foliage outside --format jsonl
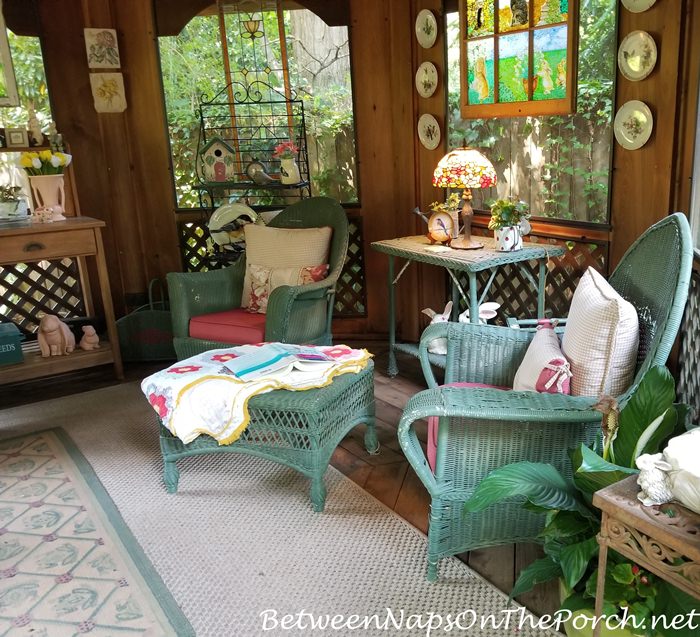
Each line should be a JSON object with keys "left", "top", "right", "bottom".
{"left": 447, "top": 0, "right": 615, "bottom": 223}
{"left": 158, "top": 12, "right": 358, "bottom": 209}
{"left": 4, "top": 32, "right": 51, "bottom": 129}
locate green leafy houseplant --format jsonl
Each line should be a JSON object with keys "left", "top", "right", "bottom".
{"left": 488, "top": 198, "right": 530, "bottom": 230}
{"left": 465, "top": 366, "right": 699, "bottom": 637}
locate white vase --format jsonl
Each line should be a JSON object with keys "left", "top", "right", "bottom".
{"left": 494, "top": 225, "right": 522, "bottom": 251}
{"left": 29, "top": 174, "right": 66, "bottom": 222}
{"left": 279, "top": 157, "right": 301, "bottom": 185}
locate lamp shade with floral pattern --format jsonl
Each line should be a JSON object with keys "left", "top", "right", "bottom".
{"left": 432, "top": 148, "right": 497, "bottom": 190}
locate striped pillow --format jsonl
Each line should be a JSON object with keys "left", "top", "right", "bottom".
{"left": 562, "top": 267, "right": 639, "bottom": 397}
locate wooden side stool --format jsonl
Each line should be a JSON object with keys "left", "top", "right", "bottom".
{"left": 592, "top": 475, "right": 700, "bottom": 637}
{"left": 158, "top": 362, "right": 377, "bottom": 512}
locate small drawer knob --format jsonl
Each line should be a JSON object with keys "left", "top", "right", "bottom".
{"left": 24, "top": 242, "right": 46, "bottom": 252}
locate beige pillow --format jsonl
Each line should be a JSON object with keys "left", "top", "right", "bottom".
{"left": 562, "top": 267, "right": 639, "bottom": 397}
{"left": 241, "top": 225, "right": 332, "bottom": 308}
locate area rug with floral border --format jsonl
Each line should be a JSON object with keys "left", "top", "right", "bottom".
{"left": 0, "top": 428, "right": 193, "bottom": 636}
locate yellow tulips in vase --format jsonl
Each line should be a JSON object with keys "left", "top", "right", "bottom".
{"left": 18, "top": 150, "right": 73, "bottom": 222}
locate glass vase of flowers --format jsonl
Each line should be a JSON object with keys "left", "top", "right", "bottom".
{"left": 273, "top": 141, "right": 301, "bottom": 185}
{"left": 18, "top": 150, "right": 72, "bottom": 222}
{"left": 488, "top": 198, "right": 531, "bottom": 251}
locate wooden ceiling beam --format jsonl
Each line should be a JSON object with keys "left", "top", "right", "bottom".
{"left": 4, "top": 0, "right": 40, "bottom": 36}
{"left": 156, "top": 0, "right": 349, "bottom": 36}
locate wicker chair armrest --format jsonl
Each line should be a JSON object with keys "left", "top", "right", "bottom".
{"left": 419, "top": 322, "right": 536, "bottom": 388}
{"left": 265, "top": 280, "right": 334, "bottom": 342}
{"left": 167, "top": 268, "right": 243, "bottom": 338}
{"left": 398, "top": 385, "right": 601, "bottom": 497}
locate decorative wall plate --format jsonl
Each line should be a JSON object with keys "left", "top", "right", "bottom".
{"left": 618, "top": 31, "right": 657, "bottom": 81}
{"left": 614, "top": 100, "right": 653, "bottom": 150}
{"left": 415, "top": 9, "right": 438, "bottom": 49}
{"left": 621, "top": 0, "right": 657, "bottom": 12}
{"left": 417, "top": 114, "right": 441, "bottom": 150}
{"left": 415, "top": 62, "right": 438, "bottom": 98}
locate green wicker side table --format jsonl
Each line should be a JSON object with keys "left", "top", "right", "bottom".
{"left": 158, "top": 362, "right": 377, "bottom": 512}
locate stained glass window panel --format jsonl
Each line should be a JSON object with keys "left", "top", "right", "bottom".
{"left": 498, "top": 0, "right": 531, "bottom": 33}
{"left": 466, "top": 0, "right": 495, "bottom": 38}
{"left": 467, "top": 38, "right": 495, "bottom": 105}
{"left": 533, "top": 25, "right": 567, "bottom": 100}
{"left": 534, "top": 0, "right": 569, "bottom": 25}
{"left": 498, "top": 32, "right": 529, "bottom": 102}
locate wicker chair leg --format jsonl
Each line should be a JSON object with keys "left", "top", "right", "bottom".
{"left": 310, "top": 475, "right": 327, "bottom": 512}
{"left": 427, "top": 559, "right": 439, "bottom": 582}
{"left": 364, "top": 417, "right": 380, "bottom": 455}
{"left": 163, "top": 460, "right": 180, "bottom": 494}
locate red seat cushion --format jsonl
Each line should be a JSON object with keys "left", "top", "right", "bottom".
{"left": 427, "top": 382, "right": 508, "bottom": 473}
{"left": 189, "top": 309, "right": 266, "bottom": 345}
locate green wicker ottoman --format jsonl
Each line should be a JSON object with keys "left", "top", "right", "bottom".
{"left": 158, "top": 361, "right": 377, "bottom": 512}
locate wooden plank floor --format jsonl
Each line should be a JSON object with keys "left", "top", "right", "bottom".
{"left": 0, "top": 343, "right": 559, "bottom": 617}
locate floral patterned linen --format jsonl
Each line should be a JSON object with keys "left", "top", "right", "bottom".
{"left": 141, "top": 343, "right": 371, "bottom": 445}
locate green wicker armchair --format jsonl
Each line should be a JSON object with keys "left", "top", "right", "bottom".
{"left": 168, "top": 197, "right": 349, "bottom": 360}
{"left": 398, "top": 213, "right": 693, "bottom": 580}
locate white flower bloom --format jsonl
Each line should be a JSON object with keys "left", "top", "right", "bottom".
{"left": 50, "top": 155, "right": 61, "bottom": 167}
{"left": 63, "top": 153, "right": 72, "bottom": 166}
{"left": 32, "top": 158, "right": 42, "bottom": 169}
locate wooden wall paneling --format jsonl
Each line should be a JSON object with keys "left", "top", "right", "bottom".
{"left": 37, "top": 0, "right": 127, "bottom": 317}
{"left": 412, "top": 0, "right": 449, "bottom": 341}
{"left": 610, "top": 0, "right": 684, "bottom": 267}
{"left": 672, "top": 0, "right": 699, "bottom": 216}
{"left": 348, "top": 0, "right": 417, "bottom": 337}
{"left": 112, "top": 0, "right": 182, "bottom": 285}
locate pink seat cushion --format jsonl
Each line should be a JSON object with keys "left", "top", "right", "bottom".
{"left": 189, "top": 309, "right": 266, "bottom": 345}
{"left": 427, "top": 382, "right": 508, "bottom": 473}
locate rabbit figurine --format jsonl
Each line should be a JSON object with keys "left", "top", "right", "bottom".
{"left": 421, "top": 301, "right": 453, "bottom": 356}
{"left": 458, "top": 301, "right": 501, "bottom": 325}
{"left": 636, "top": 453, "right": 674, "bottom": 507}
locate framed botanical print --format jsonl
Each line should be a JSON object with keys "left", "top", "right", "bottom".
{"left": 460, "top": 0, "right": 578, "bottom": 118}
{"left": 0, "top": 9, "right": 19, "bottom": 107}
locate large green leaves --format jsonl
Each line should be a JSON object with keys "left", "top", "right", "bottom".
{"left": 464, "top": 462, "right": 593, "bottom": 519}
{"left": 560, "top": 536, "right": 599, "bottom": 590}
{"left": 570, "top": 444, "right": 638, "bottom": 495}
{"left": 510, "top": 556, "right": 562, "bottom": 599}
{"left": 611, "top": 366, "right": 677, "bottom": 468}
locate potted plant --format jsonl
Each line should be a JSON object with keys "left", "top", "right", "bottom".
{"left": 0, "top": 184, "right": 28, "bottom": 222}
{"left": 18, "top": 149, "right": 73, "bottom": 221}
{"left": 465, "top": 366, "right": 700, "bottom": 637}
{"left": 273, "top": 140, "right": 300, "bottom": 185}
{"left": 488, "top": 198, "right": 531, "bottom": 251}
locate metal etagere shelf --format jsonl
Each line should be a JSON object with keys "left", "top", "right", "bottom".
{"left": 195, "top": 80, "right": 311, "bottom": 212}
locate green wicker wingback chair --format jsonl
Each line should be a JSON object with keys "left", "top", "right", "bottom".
{"left": 398, "top": 213, "right": 693, "bottom": 580}
{"left": 167, "top": 197, "right": 348, "bottom": 360}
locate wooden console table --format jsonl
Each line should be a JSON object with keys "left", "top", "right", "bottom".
{"left": 0, "top": 217, "right": 123, "bottom": 383}
{"left": 371, "top": 235, "right": 565, "bottom": 375}
{"left": 592, "top": 475, "right": 700, "bottom": 637}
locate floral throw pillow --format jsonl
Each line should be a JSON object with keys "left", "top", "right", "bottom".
{"left": 246, "top": 264, "right": 329, "bottom": 314}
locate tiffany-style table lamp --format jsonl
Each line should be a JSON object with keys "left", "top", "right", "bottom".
{"left": 433, "top": 148, "right": 497, "bottom": 249}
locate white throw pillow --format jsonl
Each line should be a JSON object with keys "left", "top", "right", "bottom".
{"left": 562, "top": 267, "right": 639, "bottom": 397}
{"left": 241, "top": 225, "right": 332, "bottom": 308}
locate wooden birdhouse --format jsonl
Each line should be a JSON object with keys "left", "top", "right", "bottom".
{"left": 199, "top": 136, "right": 236, "bottom": 183}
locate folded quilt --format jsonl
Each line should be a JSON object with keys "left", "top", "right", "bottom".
{"left": 142, "top": 343, "right": 371, "bottom": 445}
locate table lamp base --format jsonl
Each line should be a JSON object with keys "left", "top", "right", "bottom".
{"left": 450, "top": 235, "right": 483, "bottom": 250}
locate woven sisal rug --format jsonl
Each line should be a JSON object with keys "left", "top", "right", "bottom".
{"left": 0, "top": 383, "right": 560, "bottom": 636}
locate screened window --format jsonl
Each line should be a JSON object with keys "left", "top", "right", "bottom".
{"left": 447, "top": 0, "right": 616, "bottom": 224}
{"left": 158, "top": 6, "right": 358, "bottom": 209}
